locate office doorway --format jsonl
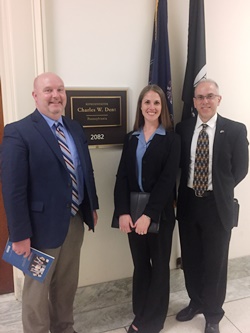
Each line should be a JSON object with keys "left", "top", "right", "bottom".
{"left": 0, "top": 80, "right": 14, "bottom": 294}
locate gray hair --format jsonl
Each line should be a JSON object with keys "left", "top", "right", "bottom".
{"left": 195, "top": 78, "right": 220, "bottom": 95}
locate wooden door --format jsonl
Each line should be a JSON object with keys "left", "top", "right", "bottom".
{"left": 0, "top": 80, "right": 14, "bottom": 294}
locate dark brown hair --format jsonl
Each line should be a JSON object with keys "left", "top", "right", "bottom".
{"left": 133, "top": 84, "right": 172, "bottom": 131}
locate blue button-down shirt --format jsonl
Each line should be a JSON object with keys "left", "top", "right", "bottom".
{"left": 40, "top": 113, "right": 84, "bottom": 204}
{"left": 132, "top": 124, "right": 165, "bottom": 192}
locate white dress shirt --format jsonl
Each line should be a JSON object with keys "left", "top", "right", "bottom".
{"left": 188, "top": 113, "right": 217, "bottom": 190}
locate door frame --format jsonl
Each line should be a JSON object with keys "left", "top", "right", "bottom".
{"left": 0, "top": 80, "right": 14, "bottom": 294}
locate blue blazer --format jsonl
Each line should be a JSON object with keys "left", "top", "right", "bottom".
{"left": 1, "top": 109, "right": 99, "bottom": 249}
{"left": 176, "top": 114, "right": 249, "bottom": 230}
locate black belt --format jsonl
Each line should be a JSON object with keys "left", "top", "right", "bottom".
{"left": 188, "top": 187, "right": 213, "bottom": 198}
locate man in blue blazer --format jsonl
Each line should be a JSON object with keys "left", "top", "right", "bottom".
{"left": 175, "top": 79, "right": 248, "bottom": 333}
{"left": 1, "top": 72, "right": 99, "bottom": 333}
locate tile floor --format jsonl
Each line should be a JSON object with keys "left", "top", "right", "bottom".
{"left": 0, "top": 256, "right": 250, "bottom": 333}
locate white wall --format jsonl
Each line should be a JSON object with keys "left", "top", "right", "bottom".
{"left": 42, "top": 0, "right": 187, "bottom": 286}
{"left": 1, "top": 0, "right": 249, "bottom": 289}
{"left": 0, "top": 0, "right": 36, "bottom": 123}
{"left": 205, "top": 0, "right": 250, "bottom": 257}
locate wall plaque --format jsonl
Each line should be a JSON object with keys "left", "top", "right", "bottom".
{"left": 65, "top": 89, "right": 127, "bottom": 147}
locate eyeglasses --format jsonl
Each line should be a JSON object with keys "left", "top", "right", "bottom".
{"left": 194, "top": 94, "right": 219, "bottom": 101}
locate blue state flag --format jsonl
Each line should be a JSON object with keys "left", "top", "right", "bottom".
{"left": 182, "top": 0, "right": 207, "bottom": 120}
{"left": 149, "top": 0, "right": 173, "bottom": 121}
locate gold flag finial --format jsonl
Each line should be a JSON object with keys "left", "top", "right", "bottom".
{"left": 154, "top": 0, "right": 159, "bottom": 40}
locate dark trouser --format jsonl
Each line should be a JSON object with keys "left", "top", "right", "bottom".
{"left": 178, "top": 188, "right": 231, "bottom": 324}
{"left": 128, "top": 210, "right": 175, "bottom": 333}
{"left": 22, "top": 213, "right": 84, "bottom": 333}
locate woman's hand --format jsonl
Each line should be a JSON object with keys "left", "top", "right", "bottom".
{"left": 119, "top": 214, "right": 134, "bottom": 233}
{"left": 134, "top": 214, "right": 151, "bottom": 235}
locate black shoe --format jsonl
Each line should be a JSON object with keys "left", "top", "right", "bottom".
{"left": 176, "top": 305, "right": 202, "bottom": 321}
{"left": 205, "top": 323, "right": 220, "bottom": 333}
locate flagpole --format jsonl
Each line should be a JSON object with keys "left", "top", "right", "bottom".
{"left": 181, "top": 0, "right": 207, "bottom": 120}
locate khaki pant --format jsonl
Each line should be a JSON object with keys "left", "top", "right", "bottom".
{"left": 22, "top": 214, "right": 84, "bottom": 333}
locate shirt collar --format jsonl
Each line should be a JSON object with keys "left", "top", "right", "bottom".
{"left": 132, "top": 124, "right": 166, "bottom": 136}
{"left": 196, "top": 113, "right": 217, "bottom": 130}
{"left": 39, "top": 111, "right": 63, "bottom": 128}
{"left": 155, "top": 124, "right": 166, "bottom": 135}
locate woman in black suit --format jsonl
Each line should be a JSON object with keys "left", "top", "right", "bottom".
{"left": 113, "top": 85, "right": 180, "bottom": 333}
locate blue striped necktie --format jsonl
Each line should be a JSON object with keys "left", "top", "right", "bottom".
{"left": 54, "top": 122, "right": 79, "bottom": 216}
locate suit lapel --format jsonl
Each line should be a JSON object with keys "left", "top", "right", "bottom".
{"left": 144, "top": 133, "right": 161, "bottom": 156}
{"left": 184, "top": 118, "right": 196, "bottom": 160}
{"left": 129, "top": 134, "right": 139, "bottom": 169}
{"left": 31, "top": 110, "right": 68, "bottom": 171}
{"left": 213, "top": 114, "right": 227, "bottom": 166}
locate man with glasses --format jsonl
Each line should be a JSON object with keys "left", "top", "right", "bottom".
{"left": 175, "top": 79, "right": 248, "bottom": 333}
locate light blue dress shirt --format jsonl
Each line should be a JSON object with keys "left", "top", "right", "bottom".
{"left": 40, "top": 113, "right": 84, "bottom": 204}
{"left": 132, "top": 124, "right": 165, "bottom": 192}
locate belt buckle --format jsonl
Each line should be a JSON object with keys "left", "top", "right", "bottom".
{"left": 195, "top": 193, "right": 204, "bottom": 198}
{"left": 194, "top": 190, "right": 209, "bottom": 197}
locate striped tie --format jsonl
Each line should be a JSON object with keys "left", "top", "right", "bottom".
{"left": 54, "top": 122, "right": 79, "bottom": 216}
{"left": 193, "top": 124, "right": 209, "bottom": 197}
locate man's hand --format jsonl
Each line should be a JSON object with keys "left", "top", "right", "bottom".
{"left": 88, "top": 210, "right": 98, "bottom": 231}
{"left": 93, "top": 210, "right": 98, "bottom": 227}
{"left": 12, "top": 238, "right": 31, "bottom": 258}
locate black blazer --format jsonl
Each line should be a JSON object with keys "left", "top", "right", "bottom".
{"left": 1, "top": 110, "right": 99, "bottom": 249}
{"left": 176, "top": 114, "right": 249, "bottom": 230}
{"left": 114, "top": 130, "right": 181, "bottom": 223}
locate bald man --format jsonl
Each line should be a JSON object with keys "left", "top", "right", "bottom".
{"left": 1, "top": 72, "right": 99, "bottom": 333}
